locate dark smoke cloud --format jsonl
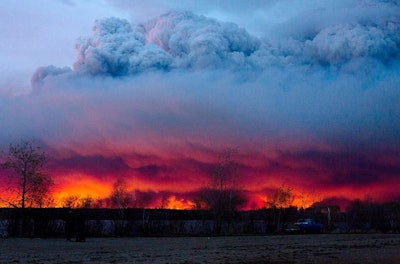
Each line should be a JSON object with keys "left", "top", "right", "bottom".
{"left": 2, "top": 1, "right": 400, "bottom": 205}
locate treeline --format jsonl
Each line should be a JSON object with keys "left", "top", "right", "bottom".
{"left": 1, "top": 199, "right": 399, "bottom": 237}
{"left": 1, "top": 142, "right": 399, "bottom": 237}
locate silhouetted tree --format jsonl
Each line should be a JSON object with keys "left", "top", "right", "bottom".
{"left": 1, "top": 140, "right": 53, "bottom": 209}
{"left": 109, "top": 178, "right": 133, "bottom": 209}
{"left": 80, "top": 196, "right": 94, "bottom": 208}
{"left": 197, "top": 148, "right": 246, "bottom": 234}
{"left": 299, "top": 189, "right": 323, "bottom": 212}
{"left": 62, "top": 195, "right": 95, "bottom": 208}
{"left": 267, "top": 184, "right": 294, "bottom": 232}
{"left": 108, "top": 178, "right": 134, "bottom": 235}
{"left": 62, "top": 195, "right": 80, "bottom": 208}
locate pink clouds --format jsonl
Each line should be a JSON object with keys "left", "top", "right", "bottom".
{"left": 1, "top": 4, "right": 400, "bottom": 209}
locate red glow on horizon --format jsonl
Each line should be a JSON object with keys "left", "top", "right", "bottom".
{"left": 48, "top": 175, "right": 394, "bottom": 211}
{"left": 53, "top": 174, "right": 112, "bottom": 207}
{"left": 165, "top": 196, "right": 195, "bottom": 210}
{"left": 0, "top": 162, "right": 395, "bottom": 211}
{"left": 1, "top": 145, "right": 399, "bottom": 211}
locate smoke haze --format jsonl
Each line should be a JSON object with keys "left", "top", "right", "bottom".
{"left": 1, "top": 0, "right": 400, "bottom": 208}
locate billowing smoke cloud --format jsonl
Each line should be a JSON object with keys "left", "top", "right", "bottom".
{"left": 32, "top": 2, "right": 400, "bottom": 85}
{"left": 3, "top": 0, "right": 400, "bottom": 208}
{"left": 41, "top": 12, "right": 260, "bottom": 80}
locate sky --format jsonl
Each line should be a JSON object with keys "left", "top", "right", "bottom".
{"left": 0, "top": 0, "right": 399, "bottom": 210}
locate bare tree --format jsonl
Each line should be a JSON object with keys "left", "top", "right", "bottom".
{"left": 1, "top": 141, "right": 53, "bottom": 209}
{"left": 107, "top": 178, "right": 134, "bottom": 235}
{"left": 63, "top": 195, "right": 94, "bottom": 208}
{"left": 109, "top": 178, "right": 133, "bottom": 209}
{"left": 198, "top": 148, "right": 246, "bottom": 233}
{"left": 62, "top": 195, "right": 81, "bottom": 208}
{"left": 267, "top": 184, "right": 294, "bottom": 232}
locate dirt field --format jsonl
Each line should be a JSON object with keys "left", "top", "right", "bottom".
{"left": 0, "top": 234, "right": 399, "bottom": 264}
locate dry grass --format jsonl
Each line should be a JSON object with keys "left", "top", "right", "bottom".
{"left": 0, "top": 234, "right": 399, "bottom": 263}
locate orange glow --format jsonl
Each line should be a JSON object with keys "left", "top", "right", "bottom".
{"left": 52, "top": 173, "right": 113, "bottom": 207}
{"left": 1, "top": 146, "right": 399, "bottom": 211}
{"left": 165, "top": 195, "right": 195, "bottom": 210}
{"left": 43, "top": 172, "right": 400, "bottom": 210}
{"left": 248, "top": 192, "right": 317, "bottom": 210}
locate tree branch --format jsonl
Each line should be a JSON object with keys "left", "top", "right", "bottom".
{"left": 0, "top": 197, "right": 18, "bottom": 208}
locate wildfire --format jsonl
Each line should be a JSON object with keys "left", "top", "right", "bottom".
{"left": 165, "top": 196, "right": 195, "bottom": 210}
{"left": 52, "top": 174, "right": 112, "bottom": 207}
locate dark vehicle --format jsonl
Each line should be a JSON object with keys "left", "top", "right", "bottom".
{"left": 294, "top": 219, "right": 324, "bottom": 233}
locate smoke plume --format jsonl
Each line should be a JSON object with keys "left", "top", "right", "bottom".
{"left": 2, "top": 1, "right": 399, "bottom": 208}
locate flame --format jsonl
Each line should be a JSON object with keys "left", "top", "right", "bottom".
{"left": 52, "top": 173, "right": 112, "bottom": 206}
{"left": 165, "top": 195, "right": 195, "bottom": 210}
{"left": 2, "top": 166, "right": 398, "bottom": 210}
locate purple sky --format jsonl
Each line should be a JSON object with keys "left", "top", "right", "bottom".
{"left": 0, "top": 0, "right": 399, "bottom": 209}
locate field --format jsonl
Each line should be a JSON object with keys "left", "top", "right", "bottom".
{"left": 1, "top": 234, "right": 399, "bottom": 263}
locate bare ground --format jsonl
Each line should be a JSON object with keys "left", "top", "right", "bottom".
{"left": 0, "top": 234, "right": 399, "bottom": 264}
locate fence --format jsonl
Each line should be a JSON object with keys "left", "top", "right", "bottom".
{"left": 0, "top": 207, "right": 398, "bottom": 237}
{"left": 0, "top": 208, "right": 271, "bottom": 237}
